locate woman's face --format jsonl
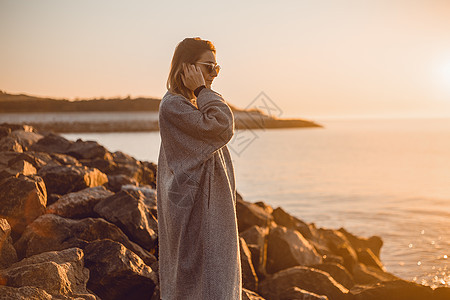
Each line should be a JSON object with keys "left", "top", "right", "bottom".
{"left": 195, "top": 50, "right": 219, "bottom": 89}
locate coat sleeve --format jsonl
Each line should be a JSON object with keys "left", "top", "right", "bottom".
{"left": 159, "top": 88, "right": 235, "bottom": 151}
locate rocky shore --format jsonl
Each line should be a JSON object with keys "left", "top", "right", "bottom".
{"left": 0, "top": 123, "right": 448, "bottom": 300}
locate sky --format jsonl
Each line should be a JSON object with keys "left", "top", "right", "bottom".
{"left": 1, "top": 0, "right": 450, "bottom": 119}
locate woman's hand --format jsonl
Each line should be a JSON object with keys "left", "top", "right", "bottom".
{"left": 181, "top": 63, "right": 206, "bottom": 92}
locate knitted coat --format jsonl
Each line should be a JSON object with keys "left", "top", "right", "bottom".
{"left": 156, "top": 88, "right": 242, "bottom": 299}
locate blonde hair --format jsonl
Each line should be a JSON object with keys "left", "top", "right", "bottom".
{"left": 166, "top": 37, "right": 216, "bottom": 100}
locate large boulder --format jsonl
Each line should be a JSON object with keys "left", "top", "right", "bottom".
{"left": 13, "top": 214, "right": 156, "bottom": 266}
{"left": 46, "top": 186, "right": 114, "bottom": 219}
{"left": 93, "top": 189, "right": 158, "bottom": 250}
{"left": 0, "top": 218, "right": 18, "bottom": 268}
{"left": 266, "top": 226, "right": 322, "bottom": 274}
{"left": 0, "top": 247, "right": 96, "bottom": 299}
{"left": 258, "top": 266, "right": 349, "bottom": 300}
{"left": 0, "top": 174, "right": 47, "bottom": 240}
{"left": 83, "top": 239, "right": 158, "bottom": 300}
{"left": 37, "top": 164, "right": 108, "bottom": 196}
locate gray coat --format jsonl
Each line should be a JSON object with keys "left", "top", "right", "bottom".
{"left": 156, "top": 88, "right": 242, "bottom": 299}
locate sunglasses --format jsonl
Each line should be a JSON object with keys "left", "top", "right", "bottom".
{"left": 196, "top": 62, "right": 221, "bottom": 74}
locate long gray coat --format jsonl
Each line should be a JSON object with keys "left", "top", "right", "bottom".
{"left": 156, "top": 88, "right": 242, "bottom": 299}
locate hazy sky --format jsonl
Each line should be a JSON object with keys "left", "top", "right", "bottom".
{"left": 1, "top": 0, "right": 450, "bottom": 119}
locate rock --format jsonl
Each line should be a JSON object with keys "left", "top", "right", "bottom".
{"left": 247, "top": 244, "right": 268, "bottom": 282}
{"left": 350, "top": 279, "right": 434, "bottom": 300}
{"left": 318, "top": 228, "right": 358, "bottom": 273}
{"left": 240, "top": 237, "right": 258, "bottom": 292}
{"left": 279, "top": 286, "right": 329, "bottom": 300}
{"left": 266, "top": 226, "right": 322, "bottom": 274}
{"left": 46, "top": 186, "right": 114, "bottom": 219}
{"left": 309, "top": 262, "right": 355, "bottom": 289}
{"left": 0, "top": 218, "right": 18, "bottom": 268}
{"left": 0, "top": 174, "right": 47, "bottom": 240}
{"left": 272, "top": 207, "right": 313, "bottom": 240}
{"left": 38, "top": 164, "right": 108, "bottom": 196}
{"left": 240, "top": 225, "right": 268, "bottom": 249}
{"left": 83, "top": 239, "right": 158, "bottom": 300}
{"left": 237, "top": 199, "right": 274, "bottom": 233}
{"left": 10, "top": 128, "right": 43, "bottom": 150}
{"left": 0, "top": 151, "right": 37, "bottom": 182}
{"left": 13, "top": 214, "right": 156, "bottom": 266}
{"left": 338, "top": 227, "right": 383, "bottom": 258}
{"left": 0, "top": 136, "right": 23, "bottom": 152}
{"left": 93, "top": 189, "right": 158, "bottom": 250}
{"left": 0, "top": 286, "right": 53, "bottom": 300}
{"left": 0, "top": 247, "right": 96, "bottom": 299}
{"left": 356, "top": 247, "right": 386, "bottom": 271}
{"left": 434, "top": 286, "right": 450, "bottom": 300}
{"left": 258, "top": 266, "right": 349, "bottom": 300}
{"left": 65, "top": 139, "right": 110, "bottom": 160}
{"left": 29, "top": 132, "right": 74, "bottom": 154}
{"left": 106, "top": 174, "right": 139, "bottom": 192}
{"left": 242, "top": 287, "right": 266, "bottom": 300}
{"left": 50, "top": 152, "right": 83, "bottom": 166}
{"left": 351, "top": 262, "right": 400, "bottom": 285}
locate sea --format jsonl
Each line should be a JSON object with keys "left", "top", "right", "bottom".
{"left": 3, "top": 113, "right": 449, "bottom": 288}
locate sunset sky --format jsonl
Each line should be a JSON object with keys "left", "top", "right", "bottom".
{"left": 1, "top": 0, "right": 450, "bottom": 119}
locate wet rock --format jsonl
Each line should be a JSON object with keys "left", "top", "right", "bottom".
{"left": 309, "top": 262, "right": 355, "bottom": 289}
{"left": 38, "top": 164, "right": 108, "bottom": 196}
{"left": 279, "top": 286, "right": 329, "bottom": 300}
{"left": 93, "top": 189, "right": 158, "bottom": 250}
{"left": 0, "top": 174, "right": 47, "bottom": 240}
{"left": 258, "top": 266, "right": 349, "bottom": 300}
{"left": 318, "top": 228, "right": 358, "bottom": 273}
{"left": 83, "top": 239, "right": 158, "bottom": 300}
{"left": 46, "top": 186, "right": 114, "bottom": 219}
{"left": 0, "top": 286, "right": 53, "bottom": 300}
{"left": 0, "top": 218, "right": 18, "bottom": 269}
{"left": 237, "top": 199, "right": 274, "bottom": 232}
{"left": 0, "top": 247, "right": 95, "bottom": 299}
{"left": 13, "top": 214, "right": 156, "bottom": 266}
{"left": 350, "top": 279, "right": 434, "bottom": 300}
{"left": 240, "top": 237, "right": 258, "bottom": 291}
{"left": 266, "top": 226, "right": 322, "bottom": 274}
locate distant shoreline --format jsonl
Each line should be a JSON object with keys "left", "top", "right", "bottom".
{"left": 0, "top": 91, "right": 323, "bottom": 132}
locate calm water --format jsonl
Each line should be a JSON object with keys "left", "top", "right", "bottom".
{"left": 58, "top": 117, "right": 450, "bottom": 287}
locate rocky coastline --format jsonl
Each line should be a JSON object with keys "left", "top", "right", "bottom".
{"left": 0, "top": 123, "right": 448, "bottom": 300}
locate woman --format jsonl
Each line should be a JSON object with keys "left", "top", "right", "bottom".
{"left": 156, "top": 37, "right": 242, "bottom": 299}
